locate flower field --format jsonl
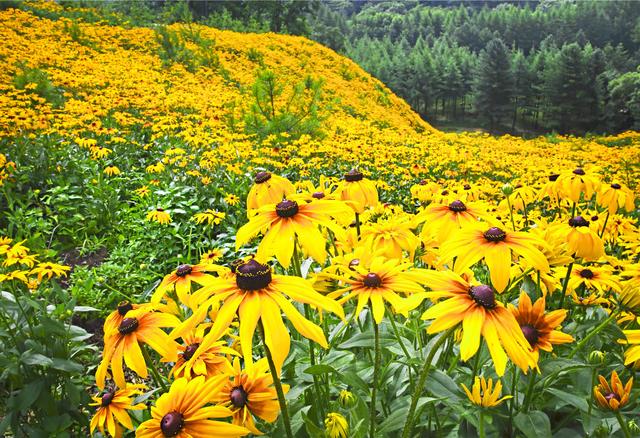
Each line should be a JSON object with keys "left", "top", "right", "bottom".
{"left": 1, "top": 3, "right": 640, "bottom": 438}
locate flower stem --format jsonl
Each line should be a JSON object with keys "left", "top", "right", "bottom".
{"left": 557, "top": 262, "right": 573, "bottom": 310}
{"left": 141, "top": 346, "right": 167, "bottom": 392}
{"left": 568, "top": 312, "right": 617, "bottom": 359}
{"left": 615, "top": 410, "right": 632, "bottom": 438}
{"left": 401, "top": 327, "right": 456, "bottom": 438}
{"left": 506, "top": 195, "right": 517, "bottom": 231}
{"left": 386, "top": 306, "right": 414, "bottom": 385}
{"left": 521, "top": 372, "right": 536, "bottom": 412}
{"left": 370, "top": 321, "right": 381, "bottom": 438}
{"left": 355, "top": 212, "right": 361, "bottom": 238}
{"left": 599, "top": 210, "right": 610, "bottom": 238}
{"left": 259, "top": 322, "right": 294, "bottom": 438}
{"left": 479, "top": 410, "right": 486, "bottom": 438}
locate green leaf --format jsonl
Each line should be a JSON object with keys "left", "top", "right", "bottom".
{"left": 304, "top": 364, "right": 336, "bottom": 375}
{"left": 16, "top": 380, "right": 44, "bottom": 411}
{"left": 547, "top": 388, "right": 589, "bottom": 412}
{"left": 338, "top": 331, "right": 395, "bottom": 349}
{"left": 51, "top": 358, "right": 84, "bottom": 373}
{"left": 21, "top": 351, "right": 53, "bottom": 367}
{"left": 514, "top": 410, "right": 551, "bottom": 438}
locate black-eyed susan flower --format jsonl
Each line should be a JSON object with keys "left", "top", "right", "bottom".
{"left": 360, "top": 216, "right": 420, "bottom": 260}
{"left": 416, "top": 199, "right": 490, "bottom": 244}
{"left": 225, "top": 193, "right": 241, "bottom": 206}
{"left": 103, "top": 165, "right": 121, "bottom": 176}
{"left": 620, "top": 317, "right": 640, "bottom": 365}
{"left": 169, "top": 323, "right": 237, "bottom": 380}
{"left": 327, "top": 252, "right": 429, "bottom": 324}
{"left": 461, "top": 376, "right": 512, "bottom": 407}
{"left": 29, "top": 261, "right": 70, "bottom": 281}
{"left": 597, "top": 182, "right": 635, "bottom": 214}
{"left": 563, "top": 215, "right": 605, "bottom": 261}
{"left": 134, "top": 185, "right": 150, "bottom": 197}
{"left": 324, "top": 412, "right": 349, "bottom": 438}
{"left": 408, "top": 270, "right": 537, "bottom": 376}
{"left": 103, "top": 301, "right": 153, "bottom": 336}
{"left": 565, "top": 264, "right": 621, "bottom": 294}
{"left": 200, "top": 248, "right": 225, "bottom": 265}
{"left": 136, "top": 376, "right": 250, "bottom": 437}
{"left": 152, "top": 263, "right": 217, "bottom": 309}
{"left": 508, "top": 292, "right": 573, "bottom": 361}
{"left": 557, "top": 167, "right": 600, "bottom": 203}
{"left": 593, "top": 371, "right": 633, "bottom": 411}
{"left": 212, "top": 358, "right": 284, "bottom": 435}
{"left": 192, "top": 209, "right": 226, "bottom": 225}
{"left": 90, "top": 384, "right": 146, "bottom": 438}
{"left": 236, "top": 197, "right": 351, "bottom": 269}
{"left": 246, "top": 171, "right": 294, "bottom": 211}
{"left": 146, "top": 208, "right": 171, "bottom": 225}
{"left": 440, "top": 224, "right": 549, "bottom": 293}
{"left": 96, "top": 307, "right": 180, "bottom": 390}
{"left": 337, "top": 169, "right": 378, "bottom": 213}
{"left": 177, "top": 259, "right": 344, "bottom": 373}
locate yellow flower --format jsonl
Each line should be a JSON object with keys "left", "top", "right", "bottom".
{"left": 134, "top": 185, "right": 150, "bottom": 197}
{"left": 90, "top": 384, "right": 146, "bottom": 438}
{"left": 236, "top": 197, "right": 351, "bottom": 269}
{"left": 96, "top": 307, "right": 180, "bottom": 390}
{"left": 410, "top": 270, "right": 537, "bottom": 376}
{"left": 557, "top": 167, "right": 600, "bottom": 203}
{"left": 416, "top": 199, "right": 490, "bottom": 244}
{"left": 360, "top": 216, "right": 420, "bottom": 260}
{"left": 324, "top": 412, "right": 349, "bottom": 438}
{"left": 29, "top": 262, "right": 70, "bottom": 281}
{"left": 152, "top": 263, "right": 217, "bottom": 309}
{"left": 211, "top": 358, "right": 285, "bottom": 435}
{"left": 565, "top": 264, "right": 621, "bottom": 294}
{"left": 596, "top": 182, "right": 635, "bottom": 214}
{"left": 337, "top": 169, "right": 378, "bottom": 213}
{"left": 246, "top": 171, "right": 294, "bottom": 211}
{"left": 593, "top": 371, "right": 633, "bottom": 411}
{"left": 175, "top": 259, "right": 344, "bottom": 373}
{"left": 136, "top": 376, "right": 250, "bottom": 437}
{"left": 103, "top": 165, "right": 121, "bottom": 176}
{"left": 146, "top": 208, "right": 171, "bottom": 225}
{"left": 224, "top": 193, "right": 241, "bottom": 206}
{"left": 508, "top": 292, "right": 573, "bottom": 361}
{"left": 192, "top": 209, "right": 226, "bottom": 225}
{"left": 565, "top": 216, "right": 605, "bottom": 261}
{"left": 200, "top": 248, "right": 225, "bottom": 265}
{"left": 169, "top": 326, "right": 237, "bottom": 380}
{"left": 440, "top": 225, "right": 549, "bottom": 293}
{"left": 461, "top": 376, "right": 512, "bottom": 407}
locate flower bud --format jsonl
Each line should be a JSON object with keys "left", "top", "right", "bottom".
{"left": 502, "top": 183, "right": 514, "bottom": 196}
{"left": 588, "top": 350, "right": 605, "bottom": 365}
{"left": 338, "top": 389, "right": 356, "bottom": 409}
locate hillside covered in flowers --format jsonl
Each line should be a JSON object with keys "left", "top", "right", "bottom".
{"left": 0, "top": 2, "right": 639, "bottom": 438}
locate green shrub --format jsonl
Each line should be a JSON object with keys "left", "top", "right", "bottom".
{"left": 13, "top": 65, "right": 65, "bottom": 108}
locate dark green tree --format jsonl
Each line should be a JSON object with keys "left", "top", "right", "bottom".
{"left": 473, "top": 38, "right": 513, "bottom": 131}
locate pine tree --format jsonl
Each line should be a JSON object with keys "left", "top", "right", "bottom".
{"left": 473, "top": 38, "right": 514, "bottom": 131}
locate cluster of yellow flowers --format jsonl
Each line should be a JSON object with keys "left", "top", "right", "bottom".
{"left": 0, "top": 236, "right": 70, "bottom": 289}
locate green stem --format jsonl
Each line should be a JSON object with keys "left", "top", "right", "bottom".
{"left": 615, "top": 410, "right": 632, "bottom": 438}
{"left": 259, "top": 322, "right": 294, "bottom": 438}
{"left": 599, "top": 210, "right": 610, "bottom": 239}
{"left": 401, "top": 327, "right": 456, "bottom": 438}
{"left": 370, "top": 322, "right": 381, "bottom": 438}
{"left": 568, "top": 312, "right": 617, "bottom": 359}
{"left": 470, "top": 347, "right": 482, "bottom": 382}
{"left": 386, "top": 307, "right": 414, "bottom": 385}
{"left": 558, "top": 262, "right": 574, "bottom": 310}
{"left": 305, "top": 305, "right": 325, "bottom": 421}
{"left": 521, "top": 372, "right": 536, "bottom": 412}
{"left": 142, "top": 346, "right": 168, "bottom": 392}
{"left": 506, "top": 195, "right": 517, "bottom": 231}
{"left": 479, "top": 410, "right": 485, "bottom": 438}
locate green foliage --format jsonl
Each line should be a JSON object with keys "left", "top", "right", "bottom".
{"left": 0, "top": 280, "right": 96, "bottom": 436}
{"left": 12, "top": 65, "right": 65, "bottom": 108}
{"left": 154, "top": 26, "right": 198, "bottom": 72}
{"left": 473, "top": 38, "right": 513, "bottom": 131}
{"left": 244, "top": 69, "right": 326, "bottom": 141}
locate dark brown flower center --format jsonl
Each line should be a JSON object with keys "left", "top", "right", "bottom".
{"left": 344, "top": 169, "right": 363, "bottom": 182}
{"left": 549, "top": 173, "right": 560, "bottom": 182}
{"left": 118, "top": 317, "right": 139, "bottom": 335}
{"left": 230, "top": 259, "right": 245, "bottom": 273}
{"left": 254, "top": 171, "right": 271, "bottom": 184}
{"left": 441, "top": 190, "right": 449, "bottom": 196}
{"left": 230, "top": 386, "right": 249, "bottom": 408}
{"left": 580, "top": 269, "right": 594, "bottom": 279}
{"left": 470, "top": 285, "right": 496, "bottom": 309}
{"left": 611, "top": 183, "right": 621, "bottom": 189}
{"left": 448, "top": 200, "right": 467, "bottom": 212}
{"left": 483, "top": 227, "right": 506, "bottom": 242}
{"left": 235, "top": 259, "right": 272, "bottom": 291}
{"left": 157, "top": 208, "right": 165, "bottom": 212}
{"left": 175, "top": 264, "right": 192, "bottom": 277}
{"left": 101, "top": 391, "right": 114, "bottom": 407}
{"left": 605, "top": 392, "right": 621, "bottom": 403}
{"left": 117, "top": 300, "right": 133, "bottom": 316}
{"left": 520, "top": 324, "right": 540, "bottom": 346}
{"left": 463, "top": 184, "right": 471, "bottom": 190}
{"left": 569, "top": 216, "right": 589, "bottom": 227}
{"left": 276, "top": 200, "right": 299, "bottom": 218}
{"left": 312, "top": 191, "right": 325, "bottom": 199}
{"left": 363, "top": 273, "right": 382, "bottom": 288}
{"left": 573, "top": 168, "right": 585, "bottom": 176}
{"left": 161, "top": 412, "right": 184, "bottom": 437}
{"left": 348, "top": 259, "right": 360, "bottom": 270}
{"left": 182, "top": 343, "right": 199, "bottom": 361}
{"left": 419, "top": 179, "right": 427, "bottom": 185}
